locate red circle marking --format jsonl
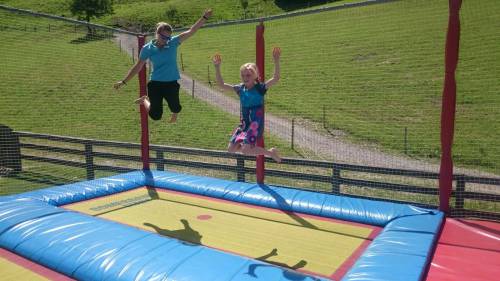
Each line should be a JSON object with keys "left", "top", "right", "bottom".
{"left": 197, "top": 214, "right": 212, "bottom": 220}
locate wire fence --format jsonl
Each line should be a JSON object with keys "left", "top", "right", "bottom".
{"left": 0, "top": 1, "right": 498, "bottom": 220}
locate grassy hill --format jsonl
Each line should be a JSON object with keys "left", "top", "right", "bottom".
{"left": 0, "top": 0, "right": 361, "bottom": 31}
{"left": 179, "top": 0, "right": 500, "bottom": 173}
{"left": 0, "top": 8, "right": 299, "bottom": 155}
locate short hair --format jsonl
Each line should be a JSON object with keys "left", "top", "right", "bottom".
{"left": 240, "top": 63, "right": 260, "bottom": 81}
{"left": 155, "top": 22, "right": 172, "bottom": 34}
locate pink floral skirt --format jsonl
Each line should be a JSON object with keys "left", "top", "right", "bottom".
{"left": 230, "top": 106, "right": 264, "bottom": 145}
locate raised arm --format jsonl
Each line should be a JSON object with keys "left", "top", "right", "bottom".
{"left": 114, "top": 59, "right": 147, "bottom": 90}
{"left": 265, "top": 47, "right": 281, "bottom": 89}
{"left": 212, "top": 54, "right": 235, "bottom": 92}
{"left": 178, "top": 9, "right": 212, "bottom": 43}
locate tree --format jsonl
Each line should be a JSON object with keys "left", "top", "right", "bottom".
{"left": 70, "top": 0, "right": 113, "bottom": 33}
{"left": 240, "top": 0, "right": 249, "bottom": 18}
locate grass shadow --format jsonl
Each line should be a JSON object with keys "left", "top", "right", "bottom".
{"left": 70, "top": 31, "right": 111, "bottom": 44}
{"left": 274, "top": 0, "right": 339, "bottom": 11}
{"left": 5, "top": 170, "right": 79, "bottom": 187}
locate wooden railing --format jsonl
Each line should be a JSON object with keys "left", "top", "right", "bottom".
{"left": 4, "top": 131, "right": 500, "bottom": 220}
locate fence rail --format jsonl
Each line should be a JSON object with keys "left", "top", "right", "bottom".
{"left": 3, "top": 131, "right": 499, "bottom": 221}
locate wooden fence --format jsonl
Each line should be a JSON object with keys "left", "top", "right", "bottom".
{"left": 3, "top": 130, "right": 499, "bottom": 221}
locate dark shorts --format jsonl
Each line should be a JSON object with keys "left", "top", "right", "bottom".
{"left": 147, "top": 80, "right": 181, "bottom": 120}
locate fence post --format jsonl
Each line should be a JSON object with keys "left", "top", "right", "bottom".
{"left": 192, "top": 79, "right": 195, "bottom": 98}
{"left": 181, "top": 53, "right": 184, "bottom": 71}
{"left": 323, "top": 105, "right": 326, "bottom": 129}
{"left": 0, "top": 125, "right": 22, "bottom": 174}
{"left": 332, "top": 164, "right": 341, "bottom": 194}
{"left": 291, "top": 119, "right": 295, "bottom": 150}
{"left": 84, "top": 142, "right": 94, "bottom": 180}
{"left": 455, "top": 175, "right": 465, "bottom": 210}
{"left": 156, "top": 150, "right": 164, "bottom": 171}
{"left": 236, "top": 155, "right": 245, "bottom": 182}
{"left": 404, "top": 127, "right": 408, "bottom": 155}
{"left": 207, "top": 65, "right": 211, "bottom": 85}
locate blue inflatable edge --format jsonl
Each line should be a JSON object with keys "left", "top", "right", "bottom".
{"left": 0, "top": 170, "right": 444, "bottom": 281}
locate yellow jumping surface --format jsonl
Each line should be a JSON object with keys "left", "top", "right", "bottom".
{"left": 0, "top": 248, "right": 74, "bottom": 281}
{"left": 65, "top": 187, "right": 380, "bottom": 279}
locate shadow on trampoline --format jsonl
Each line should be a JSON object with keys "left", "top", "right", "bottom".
{"left": 144, "top": 219, "right": 203, "bottom": 245}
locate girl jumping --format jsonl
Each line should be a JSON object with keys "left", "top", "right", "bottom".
{"left": 212, "top": 47, "right": 282, "bottom": 163}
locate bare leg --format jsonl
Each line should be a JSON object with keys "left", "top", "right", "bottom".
{"left": 241, "top": 144, "right": 281, "bottom": 163}
{"left": 134, "top": 95, "right": 150, "bottom": 112}
{"left": 228, "top": 142, "right": 241, "bottom": 153}
{"left": 169, "top": 113, "right": 178, "bottom": 123}
{"left": 269, "top": 148, "right": 281, "bottom": 163}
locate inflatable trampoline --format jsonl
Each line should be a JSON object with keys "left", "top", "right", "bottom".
{"left": 0, "top": 170, "right": 443, "bottom": 281}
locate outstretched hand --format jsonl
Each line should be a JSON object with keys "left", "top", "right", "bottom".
{"left": 212, "top": 54, "right": 222, "bottom": 66}
{"left": 272, "top": 47, "right": 281, "bottom": 62}
{"left": 113, "top": 81, "right": 125, "bottom": 90}
{"left": 203, "top": 9, "right": 213, "bottom": 19}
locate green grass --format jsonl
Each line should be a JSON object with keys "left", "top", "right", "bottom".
{"left": 0, "top": 6, "right": 305, "bottom": 194}
{"left": 0, "top": 11, "right": 299, "bottom": 154}
{"left": 179, "top": 0, "right": 500, "bottom": 173}
{"left": 0, "top": 0, "right": 361, "bottom": 31}
{"left": 0, "top": 0, "right": 498, "bottom": 200}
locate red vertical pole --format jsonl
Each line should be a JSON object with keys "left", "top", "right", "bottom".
{"left": 138, "top": 35, "right": 150, "bottom": 170}
{"left": 256, "top": 21, "right": 265, "bottom": 184}
{"left": 439, "top": 0, "right": 462, "bottom": 212}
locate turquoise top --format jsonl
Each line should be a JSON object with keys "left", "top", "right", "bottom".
{"left": 234, "top": 82, "right": 267, "bottom": 108}
{"left": 139, "top": 35, "right": 181, "bottom": 82}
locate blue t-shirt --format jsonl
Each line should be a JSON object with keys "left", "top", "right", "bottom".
{"left": 139, "top": 35, "right": 181, "bottom": 82}
{"left": 234, "top": 83, "right": 267, "bottom": 108}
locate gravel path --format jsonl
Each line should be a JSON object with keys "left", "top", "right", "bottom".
{"left": 178, "top": 74, "right": 441, "bottom": 171}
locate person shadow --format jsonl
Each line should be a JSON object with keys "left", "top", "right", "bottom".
{"left": 258, "top": 184, "right": 318, "bottom": 230}
{"left": 146, "top": 186, "right": 159, "bottom": 200}
{"left": 247, "top": 248, "right": 317, "bottom": 281}
{"left": 144, "top": 219, "right": 202, "bottom": 245}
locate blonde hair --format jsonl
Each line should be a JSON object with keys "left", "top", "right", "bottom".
{"left": 240, "top": 63, "right": 260, "bottom": 82}
{"left": 155, "top": 22, "right": 172, "bottom": 36}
